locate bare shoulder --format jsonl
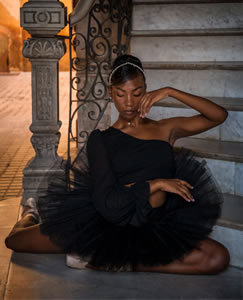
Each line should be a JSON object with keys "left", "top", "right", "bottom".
{"left": 143, "top": 118, "right": 178, "bottom": 143}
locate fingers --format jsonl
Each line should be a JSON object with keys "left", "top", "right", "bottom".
{"left": 138, "top": 93, "right": 153, "bottom": 118}
{"left": 175, "top": 179, "right": 195, "bottom": 202}
{"left": 176, "top": 179, "right": 194, "bottom": 190}
{"left": 138, "top": 88, "right": 169, "bottom": 118}
{"left": 178, "top": 186, "right": 195, "bottom": 202}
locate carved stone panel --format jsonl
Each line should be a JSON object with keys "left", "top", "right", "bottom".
{"left": 36, "top": 67, "right": 53, "bottom": 120}
{"left": 30, "top": 133, "right": 61, "bottom": 167}
{"left": 23, "top": 38, "right": 66, "bottom": 59}
{"left": 20, "top": 0, "right": 67, "bottom": 36}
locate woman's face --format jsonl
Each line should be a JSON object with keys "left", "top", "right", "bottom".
{"left": 110, "top": 73, "right": 146, "bottom": 121}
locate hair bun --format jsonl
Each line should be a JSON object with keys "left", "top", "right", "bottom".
{"left": 109, "top": 55, "right": 145, "bottom": 85}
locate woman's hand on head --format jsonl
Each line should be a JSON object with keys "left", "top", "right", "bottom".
{"left": 159, "top": 178, "right": 194, "bottom": 203}
{"left": 138, "top": 87, "right": 170, "bottom": 118}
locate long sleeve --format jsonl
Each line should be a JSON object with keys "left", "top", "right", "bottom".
{"left": 87, "top": 130, "right": 153, "bottom": 226}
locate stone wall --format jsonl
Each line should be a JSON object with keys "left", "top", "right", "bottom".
{"left": 0, "top": 0, "right": 23, "bottom": 72}
{"left": 0, "top": 0, "right": 72, "bottom": 72}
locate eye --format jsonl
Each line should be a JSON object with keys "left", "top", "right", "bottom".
{"left": 134, "top": 93, "right": 142, "bottom": 97}
{"left": 117, "top": 93, "right": 124, "bottom": 97}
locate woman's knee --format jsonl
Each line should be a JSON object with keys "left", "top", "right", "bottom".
{"left": 5, "top": 234, "right": 20, "bottom": 252}
{"left": 5, "top": 227, "right": 34, "bottom": 252}
{"left": 210, "top": 243, "right": 230, "bottom": 273}
{"left": 200, "top": 239, "right": 230, "bottom": 274}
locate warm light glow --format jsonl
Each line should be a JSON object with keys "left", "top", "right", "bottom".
{"left": 0, "top": 0, "right": 72, "bottom": 72}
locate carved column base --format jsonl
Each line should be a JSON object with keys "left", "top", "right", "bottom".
{"left": 22, "top": 132, "right": 65, "bottom": 203}
{"left": 22, "top": 163, "right": 65, "bottom": 204}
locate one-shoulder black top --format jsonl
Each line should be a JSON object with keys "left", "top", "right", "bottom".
{"left": 102, "top": 127, "right": 175, "bottom": 185}
{"left": 87, "top": 127, "right": 176, "bottom": 227}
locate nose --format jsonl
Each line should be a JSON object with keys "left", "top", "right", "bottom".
{"left": 125, "top": 94, "right": 134, "bottom": 107}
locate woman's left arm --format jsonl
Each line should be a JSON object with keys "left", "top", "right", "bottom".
{"left": 139, "top": 87, "right": 228, "bottom": 139}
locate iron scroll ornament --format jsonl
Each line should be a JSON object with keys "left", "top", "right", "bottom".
{"left": 67, "top": 0, "right": 132, "bottom": 168}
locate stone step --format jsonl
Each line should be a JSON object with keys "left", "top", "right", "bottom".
{"left": 174, "top": 137, "right": 243, "bottom": 163}
{"left": 132, "top": 29, "right": 243, "bottom": 37}
{"left": 132, "top": 3, "right": 243, "bottom": 31}
{"left": 143, "top": 61, "right": 243, "bottom": 70}
{"left": 219, "top": 194, "right": 243, "bottom": 231}
{"left": 131, "top": 36, "right": 243, "bottom": 62}
{"left": 155, "top": 97, "right": 243, "bottom": 111}
{"left": 144, "top": 69, "right": 243, "bottom": 98}
{"left": 174, "top": 138, "right": 243, "bottom": 196}
{"left": 147, "top": 106, "right": 243, "bottom": 143}
{"left": 212, "top": 194, "right": 243, "bottom": 268}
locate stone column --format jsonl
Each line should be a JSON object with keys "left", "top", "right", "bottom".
{"left": 20, "top": 0, "right": 67, "bottom": 203}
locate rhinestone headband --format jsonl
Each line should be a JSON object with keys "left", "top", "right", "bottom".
{"left": 108, "top": 62, "right": 145, "bottom": 85}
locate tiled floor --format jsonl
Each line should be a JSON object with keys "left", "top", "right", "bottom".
{"left": 0, "top": 72, "right": 69, "bottom": 200}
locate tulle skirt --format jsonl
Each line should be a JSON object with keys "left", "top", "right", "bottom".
{"left": 37, "top": 150, "right": 222, "bottom": 271}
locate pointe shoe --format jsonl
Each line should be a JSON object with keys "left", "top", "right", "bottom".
{"left": 66, "top": 254, "right": 130, "bottom": 272}
{"left": 22, "top": 197, "right": 40, "bottom": 223}
{"left": 66, "top": 254, "right": 90, "bottom": 269}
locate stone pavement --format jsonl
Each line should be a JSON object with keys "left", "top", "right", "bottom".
{"left": 0, "top": 72, "right": 69, "bottom": 201}
{"left": 0, "top": 73, "right": 242, "bottom": 300}
{"left": 0, "top": 73, "right": 33, "bottom": 200}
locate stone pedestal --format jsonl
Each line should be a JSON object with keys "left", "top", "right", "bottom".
{"left": 20, "top": 0, "right": 67, "bottom": 203}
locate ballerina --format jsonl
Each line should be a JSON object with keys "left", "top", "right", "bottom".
{"left": 5, "top": 54, "right": 229, "bottom": 274}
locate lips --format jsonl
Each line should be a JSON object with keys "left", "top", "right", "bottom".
{"left": 124, "top": 110, "right": 135, "bottom": 116}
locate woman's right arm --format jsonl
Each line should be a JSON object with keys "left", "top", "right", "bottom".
{"left": 148, "top": 178, "right": 194, "bottom": 208}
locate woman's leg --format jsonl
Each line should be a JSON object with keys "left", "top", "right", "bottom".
{"left": 86, "top": 238, "right": 229, "bottom": 274}
{"left": 136, "top": 238, "right": 230, "bottom": 275}
{"left": 5, "top": 214, "right": 64, "bottom": 253}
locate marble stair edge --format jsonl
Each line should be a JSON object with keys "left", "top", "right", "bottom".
{"left": 211, "top": 224, "right": 243, "bottom": 268}
{"left": 212, "top": 193, "right": 243, "bottom": 268}
{"left": 218, "top": 194, "right": 243, "bottom": 231}
{"left": 154, "top": 97, "right": 243, "bottom": 111}
{"left": 132, "top": 3, "right": 243, "bottom": 31}
{"left": 131, "top": 36, "right": 243, "bottom": 63}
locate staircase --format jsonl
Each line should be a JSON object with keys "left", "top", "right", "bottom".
{"left": 111, "top": 0, "right": 243, "bottom": 268}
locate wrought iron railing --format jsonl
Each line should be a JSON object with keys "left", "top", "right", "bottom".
{"left": 67, "top": 0, "right": 132, "bottom": 167}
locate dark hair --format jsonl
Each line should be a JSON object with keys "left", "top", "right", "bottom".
{"left": 109, "top": 54, "right": 145, "bottom": 85}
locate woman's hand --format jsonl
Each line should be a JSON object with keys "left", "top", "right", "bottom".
{"left": 147, "top": 178, "right": 194, "bottom": 208}
{"left": 138, "top": 87, "right": 170, "bottom": 118}
{"left": 159, "top": 178, "right": 194, "bottom": 202}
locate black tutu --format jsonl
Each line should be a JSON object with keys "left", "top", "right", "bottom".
{"left": 37, "top": 129, "right": 222, "bottom": 271}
